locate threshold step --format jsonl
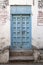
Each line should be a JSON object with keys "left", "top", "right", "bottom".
{"left": 10, "top": 49, "right": 33, "bottom": 52}
{"left": 10, "top": 56, "right": 34, "bottom": 61}
{"left": 10, "top": 50, "right": 33, "bottom": 56}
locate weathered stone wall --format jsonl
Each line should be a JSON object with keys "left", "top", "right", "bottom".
{"left": 0, "top": 49, "right": 9, "bottom": 63}
{"left": 0, "top": 0, "right": 10, "bottom": 63}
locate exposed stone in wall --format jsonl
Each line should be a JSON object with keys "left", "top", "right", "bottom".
{"left": 0, "top": 0, "right": 8, "bottom": 25}
{"left": 33, "top": 49, "right": 40, "bottom": 62}
{"left": 0, "top": 49, "right": 9, "bottom": 63}
{"left": 37, "top": 0, "right": 43, "bottom": 26}
{"left": 37, "top": 11, "right": 43, "bottom": 25}
{"left": 38, "top": 0, "right": 43, "bottom": 8}
{"left": 0, "top": 0, "right": 8, "bottom": 8}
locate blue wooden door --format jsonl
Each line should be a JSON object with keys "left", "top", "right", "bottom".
{"left": 11, "top": 14, "right": 32, "bottom": 50}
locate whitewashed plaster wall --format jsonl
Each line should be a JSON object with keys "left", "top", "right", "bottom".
{"left": 0, "top": 0, "right": 10, "bottom": 49}
{"left": 0, "top": 0, "right": 10, "bottom": 63}
{"left": 0, "top": 6, "right": 10, "bottom": 49}
{"left": 9, "top": 0, "right": 33, "bottom": 5}
{"left": 32, "top": 0, "right": 43, "bottom": 49}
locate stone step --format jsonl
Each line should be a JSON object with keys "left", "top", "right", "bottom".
{"left": 1, "top": 63, "right": 43, "bottom": 65}
{"left": 9, "top": 56, "right": 34, "bottom": 61}
{"left": 10, "top": 50, "right": 33, "bottom": 56}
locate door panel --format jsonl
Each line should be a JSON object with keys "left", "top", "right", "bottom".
{"left": 11, "top": 15, "right": 31, "bottom": 50}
